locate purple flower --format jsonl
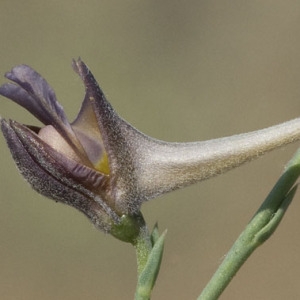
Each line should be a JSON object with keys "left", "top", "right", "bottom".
{"left": 0, "top": 59, "right": 140, "bottom": 233}
{"left": 2, "top": 58, "right": 300, "bottom": 235}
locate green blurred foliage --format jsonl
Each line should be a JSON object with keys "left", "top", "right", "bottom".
{"left": 1, "top": 1, "right": 300, "bottom": 299}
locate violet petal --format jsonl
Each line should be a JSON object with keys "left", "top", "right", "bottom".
{"left": 1, "top": 119, "right": 120, "bottom": 225}
{"left": 0, "top": 65, "right": 92, "bottom": 166}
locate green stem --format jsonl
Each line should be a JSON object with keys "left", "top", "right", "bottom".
{"left": 134, "top": 222, "right": 166, "bottom": 300}
{"left": 134, "top": 224, "right": 153, "bottom": 275}
{"left": 198, "top": 148, "right": 300, "bottom": 300}
{"left": 111, "top": 211, "right": 165, "bottom": 300}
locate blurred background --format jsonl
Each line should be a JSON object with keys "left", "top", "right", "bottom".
{"left": 1, "top": 1, "right": 300, "bottom": 299}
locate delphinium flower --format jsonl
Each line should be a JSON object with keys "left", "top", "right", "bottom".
{"left": 1, "top": 58, "right": 300, "bottom": 239}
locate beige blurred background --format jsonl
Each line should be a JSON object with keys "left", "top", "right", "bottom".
{"left": 1, "top": 1, "right": 300, "bottom": 299}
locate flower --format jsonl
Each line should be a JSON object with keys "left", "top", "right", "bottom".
{"left": 1, "top": 59, "right": 300, "bottom": 235}
{"left": 0, "top": 59, "right": 139, "bottom": 233}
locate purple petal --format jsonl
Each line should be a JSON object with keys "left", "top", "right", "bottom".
{"left": 2, "top": 65, "right": 68, "bottom": 126}
{"left": 72, "top": 59, "right": 116, "bottom": 125}
{"left": 72, "top": 88, "right": 109, "bottom": 173}
{"left": 1, "top": 119, "right": 120, "bottom": 227}
{"left": 72, "top": 59, "right": 122, "bottom": 171}
{"left": 0, "top": 64, "right": 91, "bottom": 166}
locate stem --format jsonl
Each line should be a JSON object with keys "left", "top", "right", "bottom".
{"left": 198, "top": 148, "right": 300, "bottom": 300}
{"left": 134, "top": 222, "right": 166, "bottom": 300}
{"left": 134, "top": 223, "right": 152, "bottom": 275}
